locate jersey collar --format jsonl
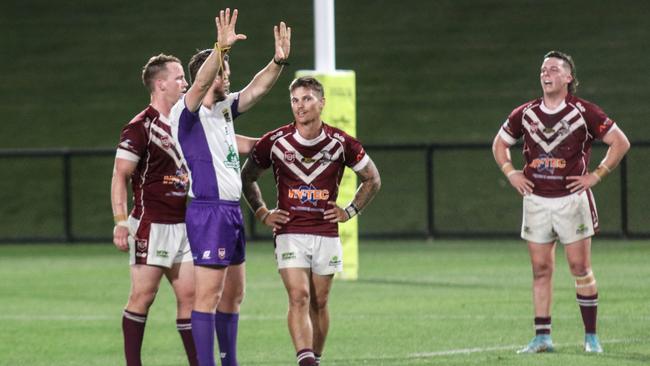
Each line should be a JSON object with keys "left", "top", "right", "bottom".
{"left": 293, "top": 126, "right": 326, "bottom": 146}
{"left": 540, "top": 99, "right": 567, "bottom": 115}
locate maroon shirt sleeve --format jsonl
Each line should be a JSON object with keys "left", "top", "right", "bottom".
{"left": 581, "top": 100, "right": 615, "bottom": 140}
{"left": 342, "top": 132, "right": 367, "bottom": 168}
{"left": 501, "top": 103, "right": 527, "bottom": 142}
{"left": 251, "top": 130, "right": 275, "bottom": 169}
{"left": 117, "top": 121, "right": 147, "bottom": 158}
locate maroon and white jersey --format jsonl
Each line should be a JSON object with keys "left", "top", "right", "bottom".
{"left": 499, "top": 94, "right": 617, "bottom": 197}
{"left": 116, "top": 106, "right": 189, "bottom": 223}
{"left": 251, "top": 123, "right": 369, "bottom": 237}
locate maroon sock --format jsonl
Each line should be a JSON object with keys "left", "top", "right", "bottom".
{"left": 534, "top": 316, "right": 551, "bottom": 335}
{"left": 577, "top": 293, "right": 598, "bottom": 333}
{"left": 122, "top": 309, "right": 147, "bottom": 366}
{"left": 297, "top": 348, "right": 316, "bottom": 366}
{"left": 176, "top": 318, "right": 198, "bottom": 366}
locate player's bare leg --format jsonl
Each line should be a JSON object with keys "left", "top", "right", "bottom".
{"left": 309, "top": 273, "right": 333, "bottom": 362}
{"left": 528, "top": 241, "right": 555, "bottom": 317}
{"left": 192, "top": 265, "right": 228, "bottom": 366}
{"left": 518, "top": 242, "right": 556, "bottom": 353}
{"left": 280, "top": 268, "right": 317, "bottom": 365}
{"left": 565, "top": 238, "right": 602, "bottom": 352}
{"left": 166, "top": 261, "right": 198, "bottom": 365}
{"left": 123, "top": 265, "right": 164, "bottom": 365}
{"left": 127, "top": 264, "right": 165, "bottom": 313}
{"left": 166, "top": 261, "right": 195, "bottom": 317}
{"left": 215, "top": 263, "right": 246, "bottom": 366}
{"left": 217, "top": 262, "right": 246, "bottom": 313}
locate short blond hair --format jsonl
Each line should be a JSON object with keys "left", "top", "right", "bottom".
{"left": 141, "top": 54, "right": 182, "bottom": 92}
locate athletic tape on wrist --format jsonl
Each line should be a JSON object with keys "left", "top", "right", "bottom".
{"left": 344, "top": 203, "right": 360, "bottom": 219}
{"left": 255, "top": 206, "right": 270, "bottom": 222}
{"left": 113, "top": 214, "right": 128, "bottom": 224}
{"left": 115, "top": 220, "right": 129, "bottom": 228}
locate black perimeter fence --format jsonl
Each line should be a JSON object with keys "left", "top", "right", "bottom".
{"left": 1, "top": 141, "right": 648, "bottom": 243}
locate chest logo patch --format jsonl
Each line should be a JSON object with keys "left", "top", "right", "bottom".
{"left": 284, "top": 151, "right": 296, "bottom": 163}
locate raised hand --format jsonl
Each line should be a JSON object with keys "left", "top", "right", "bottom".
{"left": 216, "top": 8, "right": 247, "bottom": 49}
{"left": 273, "top": 21, "right": 291, "bottom": 63}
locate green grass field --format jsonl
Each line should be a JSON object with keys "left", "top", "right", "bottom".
{"left": 1, "top": 240, "right": 648, "bottom": 365}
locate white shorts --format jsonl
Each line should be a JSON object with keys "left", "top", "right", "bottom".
{"left": 128, "top": 216, "right": 192, "bottom": 268}
{"left": 521, "top": 190, "right": 599, "bottom": 245}
{"left": 274, "top": 234, "right": 343, "bottom": 275}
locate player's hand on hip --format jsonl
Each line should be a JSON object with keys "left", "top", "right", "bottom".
{"left": 508, "top": 171, "right": 534, "bottom": 196}
{"left": 216, "top": 8, "right": 247, "bottom": 48}
{"left": 113, "top": 225, "right": 130, "bottom": 252}
{"left": 273, "top": 21, "right": 291, "bottom": 63}
{"left": 324, "top": 201, "right": 349, "bottom": 223}
{"left": 263, "top": 209, "right": 290, "bottom": 230}
{"left": 566, "top": 173, "right": 599, "bottom": 194}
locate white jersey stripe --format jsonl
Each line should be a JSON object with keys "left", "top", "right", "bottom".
{"left": 271, "top": 144, "right": 343, "bottom": 184}
{"left": 523, "top": 113, "right": 587, "bottom": 153}
{"left": 150, "top": 134, "right": 186, "bottom": 169}
{"left": 352, "top": 154, "right": 370, "bottom": 172}
{"left": 116, "top": 149, "right": 140, "bottom": 162}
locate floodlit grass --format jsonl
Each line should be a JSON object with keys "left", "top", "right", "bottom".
{"left": 1, "top": 240, "right": 648, "bottom": 365}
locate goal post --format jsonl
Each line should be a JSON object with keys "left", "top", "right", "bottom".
{"left": 296, "top": 0, "right": 359, "bottom": 280}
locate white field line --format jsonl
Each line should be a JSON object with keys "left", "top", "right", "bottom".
{"left": 409, "top": 338, "right": 645, "bottom": 358}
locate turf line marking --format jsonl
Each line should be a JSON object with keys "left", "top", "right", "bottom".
{"left": 409, "top": 338, "right": 645, "bottom": 358}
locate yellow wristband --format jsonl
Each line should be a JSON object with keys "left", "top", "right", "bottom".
{"left": 593, "top": 165, "right": 610, "bottom": 180}
{"left": 501, "top": 162, "right": 515, "bottom": 177}
{"left": 113, "top": 214, "right": 128, "bottom": 224}
{"left": 214, "top": 42, "right": 231, "bottom": 54}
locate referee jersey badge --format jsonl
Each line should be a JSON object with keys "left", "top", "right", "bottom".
{"left": 221, "top": 108, "right": 232, "bottom": 123}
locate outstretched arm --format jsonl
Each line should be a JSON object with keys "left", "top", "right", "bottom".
{"left": 492, "top": 133, "right": 534, "bottom": 196}
{"left": 111, "top": 158, "right": 137, "bottom": 252}
{"left": 241, "top": 157, "right": 289, "bottom": 229}
{"left": 185, "top": 8, "right": 247, "bottom": 112}
{"left": 236, "top": 134, "right": 259, "bottom": 154}
{"left": 324, "top": 157, "right": 382, "bottom": 223}
{"left": 566, "top": 127, "right": 631, "bottom": 194}
{"left": 237, "top": 21, "right": 291, "bottom": 113}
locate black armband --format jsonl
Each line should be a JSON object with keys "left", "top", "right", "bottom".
{"left": 273, "top": 58, "right": 290, "bottom": 66}
{"left": 344, "top": 203, "right": 360, "bottom": 219}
